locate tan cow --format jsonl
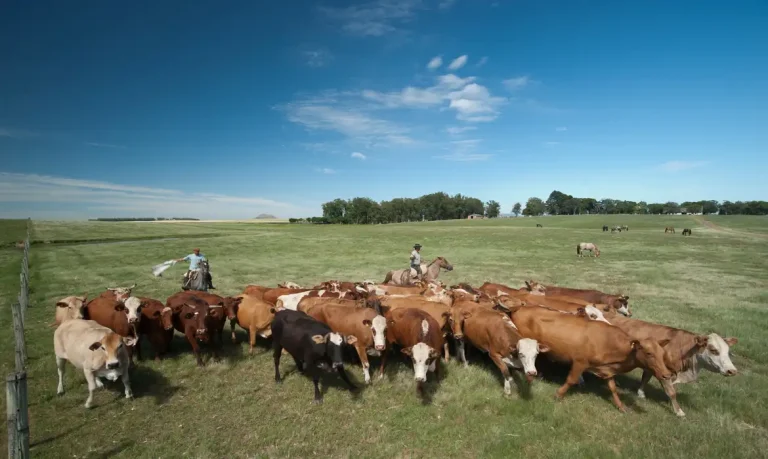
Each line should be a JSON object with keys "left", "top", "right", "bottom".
{"left": 231, "top": 294, "right": 277, "bottom": 354}
{"left": 54, "top": 319, "right": 136, "bottom": 409}
{"left": 382, "top": 308, "right": 444, "bottom": 391}
{"left": 242, "top": 285, "right": 270, "bottom": 299}
{"left": 54, "top": 294, "right": 88, "bottom": 326}
{"left": 523, "top": 281, "right": 631, "bottom": 316}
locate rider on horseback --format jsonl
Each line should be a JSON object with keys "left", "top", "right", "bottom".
{"left": 176, "top": 248, "right": 215, "bottom": 289}
{"left": 410, "top": 244, "right": 423, "bottom": 281}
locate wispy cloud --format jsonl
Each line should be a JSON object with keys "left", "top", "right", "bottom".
{"left": 316, "top": 167, "right": 336, "bottom": 174}
{"left": 434, "top": 152, "right": 492, "bottom": 162}
{"left": 448, "top": 54, "right": 468, "bottom": 70}
{"left": 0, "top": 127, "right": 38, "bottom": 139}
{"left": 476, "top": 56, "right": 488, "bottom": 68}
{"left": 438, "top": 0, "right": 457, "bottom": 9}
{"left": 556, "top": 126, "right": 568, "bottom": 131}
{"left": 319, "top": 0, "right": 422, "bottom": 37}
{"left": 85, "top": 142, "right": 127, "bottom": 149}
{"left": 658, "top": 160, "right": 710, "bottom": 172}
{"left": 434, "top": 138, "right": 492, "bottom": 162}
{"left": 0, "top": 172, "right": 309, "bottom": 219}
{"left": 503, "top": 76, "right": 531, "bottom": 91}
{"left": 446, "top": 126, "right": 477, "bottom": 135}
{"left": 427, "top": 56, "right": 443, "bottom": 70}
{"left": 303, "top": 48, "right": 333, "bottom": 68}
{"left": 351, "top": 152, "right": 367, "bottom": 160}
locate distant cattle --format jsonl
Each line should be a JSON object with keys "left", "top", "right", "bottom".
{"left": 382, "top": 308, "right": 444, "bottom": 392}
{"left": 54, "top": 319, "right": 135, "bottom": 409}
{"left": 271, "top": 309, "right": 357, "bottom": 404}
{"left": 682, "top": 228, "right": 692, "bottom": 236}
{"left": 54, "top": 294, "right": 88, "bottom": 326}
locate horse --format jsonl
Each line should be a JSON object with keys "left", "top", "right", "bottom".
{"left": 536, "top": 223, "right": 543, "bottom": 228}
{"left": 577, "top": 242, "right": 600, "bottom": 258}
{"left": 665, "top": 227, "right": 675, "bottom": 233}
{"left": 602, "top": 225, "right": 609, "bottom": 232}
{"left": 621, "top": 225, "right": 629, "bottom": 231}
{"left": 383, "top": 257, "right": 454, "bottom": 286}
{"left": 182, "top": 260, "right": 211, "bottom": 292}
{"left": 682, "top": 228, "right": 692, "bottom": 236}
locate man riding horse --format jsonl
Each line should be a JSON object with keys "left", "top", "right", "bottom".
{"left": 176, "top": 248, "right": 215, "bottom": 290}
{"left": 410, "top": 244, "right": 423, "bottom": 281}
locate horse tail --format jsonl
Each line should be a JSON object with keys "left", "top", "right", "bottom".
{"left": 383, "top": 271, "right": 393, "bottom": 284}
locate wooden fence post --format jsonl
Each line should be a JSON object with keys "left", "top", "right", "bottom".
{"left": 6, "top": 372, "right": 30, "bottom": 459}
{"left": 10, "top": 303, "right": 26, "bottom": 373}
{"left": 18, "top": 274, "right": 27, "bottom": 324}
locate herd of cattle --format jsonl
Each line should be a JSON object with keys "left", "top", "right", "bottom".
{"left": 52, "top": 277, "right": 738, "bottom": 416}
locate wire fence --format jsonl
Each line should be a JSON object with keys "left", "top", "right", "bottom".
{"left": 7, "top": 218, "right": 31, "bottom": 459}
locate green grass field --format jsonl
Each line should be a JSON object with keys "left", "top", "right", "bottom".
{"left": 2, "top": 215, "right": 768, "bottom": 458}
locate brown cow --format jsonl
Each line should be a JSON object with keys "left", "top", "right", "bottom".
{"left": 167, "top": 291, "right": 237, "bottom": 347}
{"left": 304, "top": 301, "right": 387, "bottom": 384}
{"left": 97, "top": 284, "right": 136, "bottom": 302}
{"left": 297, "top": 297, "right": 364, "bottom": 314}
{"left": 83, "top": 296, "right": 145, "bottom": 363}
{"left": 451, "top": 303, "right": 547, "bottom": 394}
{"left": 474, "top": 282, "right": 522, "bottom": 298}
{"left": 242, "top": 285, "right": 270, "bottom": 299}
{"left": 262, "top": 288, "right": 312, "bottom": 305}
{"left": 168, "top": 296, "right": 218, "bottom": 366}
{"left": 276, "top": 289, "right": 361, "bottom": 310}
{"left": 135, "top": 297, "right": 173, "bottom": 361}
{"left": 230, "top": 294, "right": 277, "bottom": 354}
{"left": 523, "top": 281, "right": 631, "bottom": 316}
{"left": 504, "top": 294, "right": 612, "bottom": 324}
{"left": 601, "top": 312, "right": 737, "bottom": 417}
{"left": 379, "top": 296, "right": 451, "bottom": 362}
{"left": 499, "top": 305, "right": 673, "bottom": 412}
{"left": 365, "top": 284, "right": 426, "bottom": 296}
{"left": 54, "top": 294, "right": 88, "bottom": 326}
{"left": 382, "top": 308, "right": 444, "bottom": 392}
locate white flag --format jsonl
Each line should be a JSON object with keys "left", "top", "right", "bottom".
{"left": 151, "top": 259, "right": 177, "bottom": 277}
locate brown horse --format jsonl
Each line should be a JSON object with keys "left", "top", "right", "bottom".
{"left": 577, "top": 242, "right": 600, "bottom": 257}
{"left": 383, "top": 257, "right": 454, "bottom": 286}
{"left": 665, "top": 227, "right": 675, "bottom": 233}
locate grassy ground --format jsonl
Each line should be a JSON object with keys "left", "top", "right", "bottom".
{"left": 2, "top": 215, "right": 768, "bottom": 458}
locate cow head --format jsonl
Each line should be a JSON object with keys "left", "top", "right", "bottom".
{"left": 632, "top": 339, "right": 674, "bottom": 381}
{"left": 88, "top": 331, "right": 134, "bottom": 370}
{"left": 610, "top": 295, "right": 631, "bottom": 316}
{"left": 363, "top": 315, "right": 387, "bottom": 351}
{"left": 180, "top": 303, "right": 210, "bottom": 342}
{"left": 311, "top": 332, "right": 349, "bottom": 370}
{"left": 402, "top": 342, "right": 440, "bottom": 383}
{"left": 698, "top": 334, "right": 738, "bottom": 376}
{"left": 579, "top": 305, "right": 612, "bottom": 324}
{"left": 106, "top": 284, "right": 136, "bottom": 302}
{"left": 221, "top": 296, "right": 242, "bottom": 320}
{"left": 278, "top": 281, "right": 303, "bottom": 289}
{"left": 512, "top": 338, "right": 549, "bottom": 382}
{"left": 56, "top": 295, "right": 88, "bottom": 321}
{"left": 121, "top": 297, "right": 143, "bottom": 324}
{"left": 524, "top": 280, "right": 546, "bottom": 295}
{"left": 447, "top": 309, "right": 472, "bottom": 339}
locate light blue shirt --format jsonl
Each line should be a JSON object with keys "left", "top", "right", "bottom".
{"left": 183, "top": 253, "right": 206, "bottom": 270}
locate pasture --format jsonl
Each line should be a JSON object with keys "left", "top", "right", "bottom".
{"left": 2, "top": 215, "right": 768, "bottom": 458}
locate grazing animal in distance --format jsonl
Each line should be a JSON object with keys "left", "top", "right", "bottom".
{"left": 682, "top": 228, "right": 692, "bottom": 236}
{"left": 602, "top": 225, "right": 609, "bottom": 232}
{"left": 577, "top": 242, "right": 600, "bottom": 258}
{"left": 665, "top": 227, "right": 675, "bottom": 233}
{"left": 536, "top": 223, "right": 543, "bottom": 228}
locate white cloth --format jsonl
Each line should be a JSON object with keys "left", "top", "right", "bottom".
{"left": 151, "top": 259, "right": 177, "bottom": 277}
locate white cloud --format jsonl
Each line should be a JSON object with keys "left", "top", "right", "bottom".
{"left": 658, "top": 161, "right": 710, "bottom": 172}
{"left": 427, "top": 56, "right": 443, "bottom": 70}
{"left": 303, "top": 48, "right": 333, "bottom": 68}
{"left": 351, "top": 152, "right": 367, "bottom": 160}
{"left": 448, "top": 55, "right": 468, "bottom": 70}
{"left": 446, "top": 126, "right": 477, "bottom": 135}
{"left": 503, "top": 76, "right": 531, "bottom": 91}
{"left": 85, "top": 142, "right": 126, "bottom": 149}
{"left": 0, "top": 172, "right": 310, "bottom": 219}
{"left": 476, "top": 56, "right": 488, "bottom": 67}
{"left": 556, "top": 126, "right": 568, "bottom": 131}
{"left": 319, "top": 0, "right": 422, "bottom": 37}
{"left": 434, "top": 138, "right": 492, "bottom": 161}
{"left": 439, "top": 0, "right": 457, "bottom": 9}
{"left": 317, "top": 167, "right": 336, "bottom": 174}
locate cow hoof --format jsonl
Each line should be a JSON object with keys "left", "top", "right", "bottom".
{"left": 85, "top": 402, "right": 93, "bottom": 409}
{"left": 95, "top": 379, "right": 104, "bottom": 389}
{"left": 57, "top": 390, "right": 64, "bottom": 396}
{"left": 637, "top": 389, "right": 646, "bottom": 399}
{"left": 675, "top": 410, "right": 686, "bottom": 418}
{"left": 312, "top": 399, "right": 323, "bottom": 405}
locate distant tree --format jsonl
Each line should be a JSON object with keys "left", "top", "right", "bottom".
{"left": 512, "top": 202, "right": 522, "bottom": 217}
{"left": 523, "top": 197, "right": 546, "bottom": 216}
{"left": 485, "top": 200, "right": 501, "bottom": 218}
{"left": 647, "top": 203, "right": 664, "bottom": 214}
{"left": 663, "top": 201, "right": 681, "bottom": 214}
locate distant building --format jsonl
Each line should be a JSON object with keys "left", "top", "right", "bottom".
{"left": 467, "top": 214, "right": 485, "bottom": 220}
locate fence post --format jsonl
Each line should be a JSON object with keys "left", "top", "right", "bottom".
{"left": 10, "top": 303, "right": 26, "bottom": 373}
{"left": 6, "top": 372, "right": 30, "bottom": 459}
{"left": 18, "top": 275, "right": 27, "bottom": 325}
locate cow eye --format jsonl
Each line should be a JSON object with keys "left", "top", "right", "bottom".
{"left": 185, "top": 313, "right": 194, "bottom": 319}
{"left": 709, "top": 347, "right": 720, "bottom": 355}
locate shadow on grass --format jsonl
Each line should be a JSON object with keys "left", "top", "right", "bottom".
{"left": 459, "top": 339, "right": 535, "bottom": 400}
{"left": 31, "top": 422, "right": 86, "bottom": 448}
{"left": 129, "top": 364, "right": 181, "bottom": 406}
{"left": 375, "top": 344, "right": 447, "bottom": 405}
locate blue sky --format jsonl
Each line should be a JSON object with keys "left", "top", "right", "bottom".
{"left": 1, "top": 0, "right": 766, "bottom": 219}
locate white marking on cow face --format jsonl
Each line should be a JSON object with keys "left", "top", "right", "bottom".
{"left": 123, "top": 297, "right": 142, "bottom": 324}
{"left": 514, "top": 338, "right": 542, "bottom": 381}
{"left": 617, "top": 304, "right": 630, "bottom": 316}
{"left": 370, "top": 315, "right": 387, "bottom": 350}
{"left": 501, "top": 315, "right": 518, "bottom": 330}
{"left": 328, "top": 332, "right": 343, "bottom": 346}
{"left": 699, "top": 334, "right": 738, "bottom": 376}
{"left": 421, "top": 319, "right": 429, "bottom": 337}
{"left": 584, "top": 305, "right": 611, "bottom": 324}
{"left": 407, "top": 342, "right": 434, "bottom": 382}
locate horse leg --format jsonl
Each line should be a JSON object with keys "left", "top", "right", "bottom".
{"left": 383, "top": 271, "right": 393, "bottom": 284}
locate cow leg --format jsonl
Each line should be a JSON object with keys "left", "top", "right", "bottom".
{"left": 312, "top": 372, "right": 323, "bottom": 404}
{"left": 337, "top": 366, "right": 357, "bottom": 391}
{"left": 354, "top": 344, "right": 372, "bottom": 384}
{"left": 135, "top": 335, "right": 143, "bottom": 361}
{"left": 490, "top": 353, "right": 513, "bottom": 395}
{"left": 185, "top": 330, "right": 204, "bottom": 367}
{"left": 122, "top": 368, "right": 134, "bottom": 400}
{"left": 660, "top": 378, "right": 685, "bottom": 417}
{"left": 457, "top": 339, "right": 468, "bottom": 368}
{"left": 56, "top": 356, "right": 66, "bottom": 395}
{"left": 231, "top": 319, "right": 238, "bottom": 343}
{"left": 248, "top": 325, "right": 257, "bottom": 355}
{"left": 83, "top": 370, "right": 98, "bottom": 409}
{"left": 637, "top": 369, "right": 653, "bottom": 399}
{"left": 293, "top": 357, "right": 305, "bottom": 373}
{"left": 273, "top": 344, "right": 283, "bottom": 383}
{"left": 555, "top": 362, "right": 587, "bottom": 400}
{"left": 378, "top": 349, "right": 388, "bottom": 380}
{"left": 443, "top": 339, "right": 450, "bottom": 363}
{"left": 606, "top": 377, "right": 627, "bottom": 413}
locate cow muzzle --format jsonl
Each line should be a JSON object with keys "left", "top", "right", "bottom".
{"left": 375, "top": 345, "right": 385, "bottom": 351}
{"left": 525, "top": 371, "right": 537, "bottom": 383}
{"left": 106, "top": 362, "right": 119, "bottom": 370}
{"left": 724, "top": 369, "right": 737, "bottom": 376}
{"left": 454, "top": 333, "right": 463, "bottom": 340}
{"left": 332, "top": 362, "right": 343, "bottom": 370}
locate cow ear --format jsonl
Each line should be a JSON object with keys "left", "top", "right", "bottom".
{"left": 538, "top": 344, "right": 550, "bottom": 353}
{"left": 441, "top": 311, "right": 451, "bottom": 319}
{"left": 89, "top": 342, "right": 102, "bottom": 351}
{"left": 695, "top": 335, "right": 709, "bottom": 347}
{"left": 724, "top": 337, "right": 738, "bottom": 346}
{"left": 658, "top": 339, "right": 671, "bottom": 348}
{"left": 362, "top": 319, "right": 372, "bottom": 326}
{"left": 114, "top": 303, "right": 125, "bottom": 311}
{"left": 269, "top": 308, "right": 276, "bottom": 314}
{"left": 346, "top": 335, "right": 358, "bottom": 345}
{"left": 576, "top": 307, "right": 586, "bottom": 316}
{"left": 462, "top": 311, "right": 472, "bottom": 319}
{"left": 401, "top": 347, "right": 413, "bottom": 356}
{"left": 630, "top": 340, "right": 640, "bottom": 350}
{"left": 311, "top": 335, "right": 325, "bottom": 344}
{"left": 622, "top": 295, "right": 629, "bottom": 300}
{"left": 123, "top": 336, "right": 137, "bottom": 347}
{"left": 603, "top": 304, "right": 610, "bottom": 312}
{"left": 428, "top": 348, "right": 440, "bottom": 359}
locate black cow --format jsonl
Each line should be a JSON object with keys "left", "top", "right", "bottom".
{"left": 272, "top": 309, "right": 357, "bottom": 403}
{"left": 602, "top": 225, "right": 609, "bottom": 232}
